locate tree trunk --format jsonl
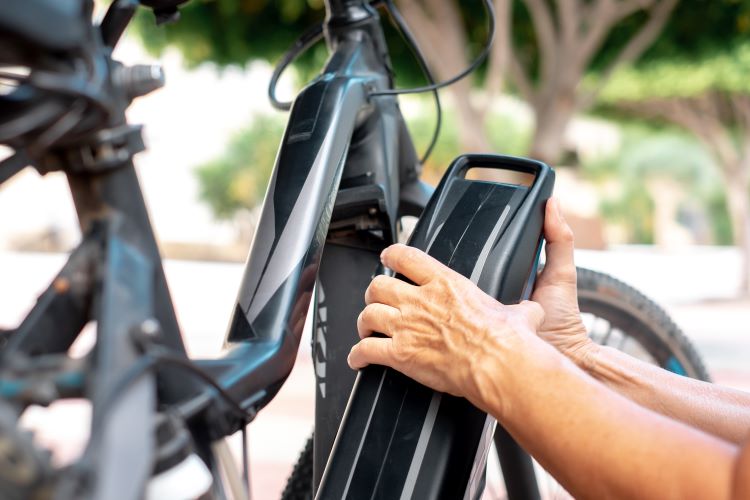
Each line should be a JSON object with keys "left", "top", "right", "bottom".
{"left": 724, "top": 176, "right": 750, "bottom": 295}
{"left": 528, "top": 93, "right": 577, "bottom": 165}
{"left": 452, "top": 80, "right": 492, "bottom": 152}
{"left": 396, "top": 0, "right": 492, "bottom": 154}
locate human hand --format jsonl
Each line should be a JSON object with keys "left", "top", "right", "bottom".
{"left": 531, "top": 198, "right": 594, "bottom": 366}
{"left": 347, "top": 243, "right": 545, "bottom": 411}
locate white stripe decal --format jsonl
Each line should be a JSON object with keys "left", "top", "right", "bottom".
{"left": 425, "top": 221, "right": 445, "bottom": 252}
{"left": 469, "top": 204, "right": 511, "bottom": 283}
{"left": 341, "top": 369, "right": 388, "bottom": 498}
{"left": 246, "top": 129, "right": 338, "bottom": 320}
{"left": 399, "top": 392, "right": 443, "bottom": 500}
{"left": 463, "top": 415, "right": 497, "bottom": 500}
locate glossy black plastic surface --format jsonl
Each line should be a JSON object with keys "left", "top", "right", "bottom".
{"left": 316, "top": 154, "right": 554, "bottom": 499}
{"left": 198, "top": 13, "right": 398, "bottom": 427}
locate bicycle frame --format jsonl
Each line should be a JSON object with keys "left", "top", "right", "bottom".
{"left": 182, "top": 0, "right": 430, "bottom": 432}
{"left": 0, "top": 1, "right": 542, "bottom": 498}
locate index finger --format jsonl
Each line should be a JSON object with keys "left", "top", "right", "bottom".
{"left": 380, "top": 244, "right": 447, "bottom": 286}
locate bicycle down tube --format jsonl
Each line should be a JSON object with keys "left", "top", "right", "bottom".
{"left": 191, "top": 1, "right": 411, "bottom": 442}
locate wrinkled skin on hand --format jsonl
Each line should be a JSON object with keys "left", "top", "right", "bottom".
{"left": 530, "top": 199, "right": 594, "bottom": 365}
{"left": 348, "top": 198, "right": 592, "bottom": 404}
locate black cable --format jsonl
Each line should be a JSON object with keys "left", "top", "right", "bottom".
{"left": 66, "top": 351, "right": 256, "bottom": 498}
{"left": 267, "top": 0, "right": 442, "bottom": 161}
{"left": 268, "top": 22, "right": 324, "bottom": 111}
{"left": 381, "top": 0, "right": 441, "bottom": 162}
{"left": 369, "top": 0, "right": 495, "bottom": 97}
{"left": 91, "top": 352, "right": 253, "bottom": 433}
{"left": 269, "top": 1, "right": 492, "bottom": 162}
{"left": 29, "top": 70, "right": 108, "bottom": 116}
{"left": 267, "top": 1, "right": 388, "bottom": 111}
{"left": 57, "top": 351, "right": 255, "bottom": 500}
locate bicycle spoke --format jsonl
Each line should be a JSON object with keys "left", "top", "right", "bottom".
{"left": 599, "top": 318, "right": 615, "bottom": 346}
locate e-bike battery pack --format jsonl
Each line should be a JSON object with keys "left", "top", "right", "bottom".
{"left": 316, "top": 154, "right": 555, "bottom": 499}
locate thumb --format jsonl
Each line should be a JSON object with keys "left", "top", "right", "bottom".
{"left": 540, "top": 198, "right": 576, "bottom": 284}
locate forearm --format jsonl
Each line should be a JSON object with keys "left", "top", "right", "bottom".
{"left": 474, "top": 336, "right": 737, "bottom": 500}
{"left": 575, "top": 344, "right": 750, "bottom": 444}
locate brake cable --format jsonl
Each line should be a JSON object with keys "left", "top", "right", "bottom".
{"left": 369, "top": 0, "right": 495, "bottom": 97}
{"left": 380, "top": 0, "right": 442, "bottom": 164}
{"left": 267, "top": 21, "right": 324, "bottom": 112}
{"left": 268, "top": 0, "right": 495, "bottom": 163}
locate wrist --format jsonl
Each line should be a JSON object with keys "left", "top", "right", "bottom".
{"left": 544, "top": 320, "right": 596, "bottom": 369}
{"left": 566, "top": 338, "right": 600, "bottom": 373}
{"left": 470, "top": 330, "right": 561, "bottom": 421}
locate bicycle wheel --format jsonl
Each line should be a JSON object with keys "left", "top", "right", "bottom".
{"left": 282, "top": 267, "right": 710, "bottom": 500}
{"left": 576, "top": 266, "right": 709, "bottom": 380}
{"left": 281, "top": 434, "right": 314, "bottom": 500}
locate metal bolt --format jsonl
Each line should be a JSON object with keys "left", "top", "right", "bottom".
{"left": 139, "top": 319, "right": 161, "bottom": 338}
{"left": 131, "top": 319, "right": 162, "bottom": 353}
{"left": 118, "top": 65, "right": 165, "bottom": 100}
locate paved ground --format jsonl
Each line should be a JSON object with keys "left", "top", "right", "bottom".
{"left": 0, "top": 248, "right": 747, "bottom": 498}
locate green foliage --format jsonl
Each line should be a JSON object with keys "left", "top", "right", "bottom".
{"left": 133, "top": 0, "right": 326, "bottom": 69}
{"left": 600, "top": 183, "right": 655, "bottom": 244}
{"left": 195, "top": 114, "right": 285, "bottom": 218}
{"left": 131, "top": 0, "right": 484, "bottom": 86}
{"left": 507, "top": 0, "right": 750, "bottom": 84}
{"left": 131, "top": 0, "right": 750, "bottom": 97}
{"left": 635, "top": 0, "right": 750, "bottom": 64}
{"left": 585, "top": 1, "right": 750, "bottom": 247}
{"left": 583, "top": 127, "right": 717, "bottom": 182}
{"left": 591, "top": 0, "right": 750, "bottom": 101}
{"left": 581, "top": 125, "right": 732, "bottom": 244}
{"left": 596, "top": 42, "right": 750, "bottom": 101}
{"left": 485, "top": 111, "right": 531, "bottom": 157}
{"left": 704, "top": 188, "right": 734, "bottom": 245}
{"left": 138, "top": 0, "right": 746, "bottom": 239}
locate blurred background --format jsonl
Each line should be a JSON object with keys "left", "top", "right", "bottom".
{"left": 1, "top": 0, "right": 749, "bottom": 498}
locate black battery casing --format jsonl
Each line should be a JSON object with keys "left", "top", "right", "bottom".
{"left": 316, "top": 154, "right": 555, "bottom": 500}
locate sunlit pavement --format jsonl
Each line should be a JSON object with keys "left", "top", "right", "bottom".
{"left": 0, "top": 249, "right": 747, "bottom": 498}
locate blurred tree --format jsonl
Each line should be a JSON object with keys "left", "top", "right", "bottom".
{"left": 500, "top": 0, "right": 678, "bottom": 164}
{"left": 133, "top": 0, "right": 493, "bottom": 151}
{"left": 499, "top": 0, "right": 749, "bottom": 164}
{"left": 583, "top": 128, "right": 725, "bottom": 246}
{"left": 393, "top": 0, "right": 496, "bottom": 152}
{"left": 195, "top": 115, "right": 285, "bottom": 218}
{"left": 133, "top": 0, "right": 680, "bottom": 159}
{"left": 133, "top": 0, "right": 749, "bottom": 282}
{"left": 133, "top": 0, "right": 328, "bottom": 71}
{"left": 600, "top": 39, "right": 750, "bottom": 293}
{"left": 367, "top": 0, "right": 681, "bottom": 159}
